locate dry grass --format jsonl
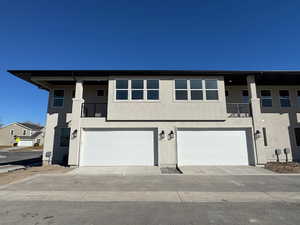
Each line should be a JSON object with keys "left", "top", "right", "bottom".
{"left": 265, "top": 162, "right": 300, "bottom": 173}
{"left": 0, "top": 146, "right": 11, "bottom": 150}
{"left": 0, "top": 165, "right": 73, "bottom": 186}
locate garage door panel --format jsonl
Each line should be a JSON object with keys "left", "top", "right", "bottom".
{"left": 177, "top": 130, "right": 249, "bottom": 166}
{"left": 80, "top": 129, "right": 155, "bottom": 166}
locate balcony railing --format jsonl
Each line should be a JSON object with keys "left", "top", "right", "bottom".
{"left": 81, "top": 103, "right": 107, "bottom": 118}
{"left": 227, "top": 103, "right": 251, "bottom": 118}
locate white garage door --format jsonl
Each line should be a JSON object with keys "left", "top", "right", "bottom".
{"left": 80, "top": 129, "right": 155, "bottom": 166}
{"left": 177, "top": 129, "right": 249, "bottom": 166}
{"left": 18, "top": 140, "right": 33, "bottom": 147}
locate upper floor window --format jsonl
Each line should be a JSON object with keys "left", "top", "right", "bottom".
{"left": 279, "top": 90, "right": 291, "bottom": 107}
{"left": 242, "top": 90, "right": 249, "bottom": 103}
{"left": 10, "top": 130, "right": 14, "bottom": 136}
{"left": 147, "top": 80, "right": 159, "bottom": 100}
{"left": 115, "top": 80, "right": 159, "bottom": 101}
{"left": 53, "top": 90, "right": 64, "bottom": 107}
{"left": 96, "top": 89, "right": 105, "bottom": 97}
{"left": 175, "top": 79, "right": 218, "bottom": 101}
{"left": 116, "top": 80, "right": 129, "bottom": 100}
{"left": 297, "top": 91, "right": 300, "bottom": 106}
{"left": 260, "top": 90, "right": 272, "bottom": 107}
{"left": 23, "top": 130, "right": 26, "bottom": 136}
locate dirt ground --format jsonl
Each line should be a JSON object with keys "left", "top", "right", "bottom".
{"left": 0, "top": 146, "right": 11, "bottom": 150}
{"left": 0, "top": 165, "right": 73, "bottom": 186}
{"left": 265, "top": 162, "right": 300, "bottom": 173}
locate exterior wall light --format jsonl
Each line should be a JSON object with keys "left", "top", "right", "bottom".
{"left": 168, "top": 130, "right": 175, "bottom": 139}
{"left": 159, "top": 130, "right": 165, "bottom": 140}
{"left": 72, "top": 129, "right": 78, "bottom": 139}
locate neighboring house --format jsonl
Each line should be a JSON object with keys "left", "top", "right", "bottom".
{"left": 0, "top": 122, "right": 44, "bottom": 146}
{"left": 7, "top": 70, "right": 300, "bottom": 166}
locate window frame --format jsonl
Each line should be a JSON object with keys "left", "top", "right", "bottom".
{"left": 115, "top": 79, "right": 160, "bottom": 102}
{"left": 260, "top": 90, "right": 273, "bottom": 108}
{"left": 23, "top": 130, "right": 26, "bottom": 136}
{"left": 115, "top": 79, "right": 129, "bottom": 101}
{"left": 174, "top": 79, "right": 219, "bottom": 102}
{"left": 10, "top": 129, "right": 14, "bottom": 136}
{"left": 52, "top": 89, "right": 65, "bottom": 108}
{"left": 279, "top": 90, "right": 291, "bottom": 108}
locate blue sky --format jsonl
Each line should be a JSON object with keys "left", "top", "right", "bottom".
{"left": 1, "top": 0, "right": 300, "bottom": 125}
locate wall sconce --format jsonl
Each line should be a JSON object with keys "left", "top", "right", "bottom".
{"left": 254, "top": 130, "right": 261, "bottom": 139}
{"left": 168, "top": 130, "right": 175, "bottom": 139}
{"left": 159, "top": 130, "right": 165, "bottom": 140}
{"left": 72, "top": 129, "right": 78, "bottom": 139}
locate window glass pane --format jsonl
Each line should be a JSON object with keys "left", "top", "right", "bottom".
{"left": 97, "top": 90, "right": 105, "bottom": 96}
{"left": 242, "top": 90, "right": 249, "bottom": 96}
{"left": 225, "top": 90, "right": 229, "bottom": 97}
{"left": 131, "top": 80, "right": 144, "bottom": 89}
{"left": 147, "top": 90, "right": 159, "bottom": 100}
{"left": 191, "top": 90, "right": 203, "bottom": 100}
{"left": 262, "top": 99, "right": 272, "bottom": 107}
{"left": 175, "top": 80, "right": 187, "bottom": 89}
{"left": 206, "top": 90, "right": 219, "bottom": 100}
{"left": 190, "top": 80, "right": 202, "bottom": 89}
{"left": 147, "top": 80, "right": 159, "bottom": 89}
{"left": 60, "top": 128, "right": 70, "bottom": 147}
{"left": 132, "top": 90, "right": 143, "bottom": 99}
{"left": 261, "top": 90, "right": 271, "bottom": 97}
{"left": 295, "top": 128, "right": 300, "bottom": 146}
{"left": 279, "top": 90, "right": 289, "bottom": 96}
{"left": 54, "top": 90, "right": 64, "bottom": 97}
{"left": 53, "top": 98, "right": 64, "bottom": 107}
{"left": 175, "top": 90, "right": 188, "bottom": 100}
{"left": 280, "top": 99, "right": 291, "bottom": 107}
{"left": 116, "top": 80, "right": 128, "bottom": 89}
{"left": 205, "top": 80, "right": 217, "bottom": 89}
{"left": 116, "top": 90, "right": 128, "bottom": 100}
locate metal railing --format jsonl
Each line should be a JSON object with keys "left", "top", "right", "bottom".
{"left": 81, "top": 103, "right": 107, "bottom": 118}
{"left": 227, "top": 103, "right": 251, "bottom": 118}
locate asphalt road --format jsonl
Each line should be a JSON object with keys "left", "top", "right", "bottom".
{"left": 0, "top": 151, "right": 42, "bottom": 166}
{"left": 0, "top": 172, "right": 300, "bottom": 225}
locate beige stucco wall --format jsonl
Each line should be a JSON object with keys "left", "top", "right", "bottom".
{"left": 42, "top": 76, "right": 300, "bottom": 166}
{"left": 107, "top": 76, "right": 227, "bottom": 121}
{"left": 227, "top": 85, "right": 300, "bottom": 162}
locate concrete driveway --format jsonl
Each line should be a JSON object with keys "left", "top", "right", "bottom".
{"left": 0, "top": 169, "right": 300, "bottom": 225}
{"left": 69, "top": 166, "right": 275, "bottom": 175}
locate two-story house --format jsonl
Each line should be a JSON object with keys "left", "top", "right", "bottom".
{"left": 0, "top": 122, "right": 44, "bottom": 146}
{"left": 8, "top": 70, "right": 300, "bottom": 167}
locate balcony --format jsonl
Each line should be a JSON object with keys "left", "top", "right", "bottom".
{"left": 227, "top": 103, "right": 251, "bottom": 118}
{"left": 81, "top": 103, "right": 107, "bottom": 118}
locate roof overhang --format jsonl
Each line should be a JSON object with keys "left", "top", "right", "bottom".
{"left": 8, "top": 69, "right": 300, "bottom": 90}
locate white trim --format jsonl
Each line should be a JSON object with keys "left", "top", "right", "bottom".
{"left": 174, "top": 79, "right": 220, "bottom": 102}
{"left": 115, "top": 79, "right": 160, "bottom": 102}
